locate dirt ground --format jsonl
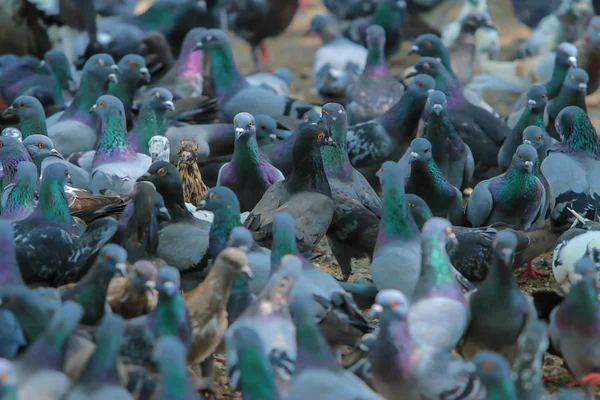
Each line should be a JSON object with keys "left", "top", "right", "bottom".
{"left": 187, "top": 0, "right": 595, "bottom": 397}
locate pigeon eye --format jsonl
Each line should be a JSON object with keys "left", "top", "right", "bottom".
{"left": 248, "top": 122, "right": 253, "bottom": 128}
{"left": 303, "top": 115, "right": 308, "bottom": 121}
{"left": 103, "top": 253, "right": 112, "bottom": 261}
{"left": 6, "top": 297, "right": 15, "bottom": 304}
{"left": 158, "top": 168, "right": 166, "bottom": 175}
{"left": 209, "top": 192, "right": 217, "bottom": 200}
{"left": 390, "top": 302, "right": 399, "bottom": 309}
{"left": 424, "top": 148, "right": 429, "bottom": 153}
{"left": 517, "top": 152, "right": 522, "bottom": 158}
{"left": 481, "top": 360, "right": 495, "bottom": 372}
{"left": 19, "top": 102, "right": 24, "bottom": 108}
{"left": 424, "top": 41, "right": 431, "bottom": 48}
{"left": 45, "top": 57, "right": 50, "bottom": 63}
{"left": 154, "top": 92, "right": 161, "bottom": 99}
{"left": 379, "top": 165, "right": 384, "bottom": 173}
{"left": 194, "top": 147, "right": 198, "bottom": 152}
{"left": 417, "top": 81, "right": 423, "bottom": 87}
{"left": 64, "top": 169, "right": 69, "bottom": 177}
{"left": 133, "top": 186, "right": 138, "bottom": 194}
{"left": 317, "top": 133, "right": 324, "bottom": 139}
{"left": 423, "top": 63, "right": 430, "bottom": 69}
{"left": 128, "top": 60, "right": 136, "bottom": 68}
{"left": 537, "top": 136, "right": 542, "bottom": 141}
{"left": 99, "top": 101, "right": 105, "bottom": 108}
{"left": 0, "top": 142, "right": 4, "bottom": 148}
{"left": 38, "top": 142, "right": 45, "bottom": 149}
{"left": 522, "top": 132, "right": 525, "bottom": 137}
{"left": 541, "top": 94, "right": 546, "bottom": 99}
{"left": 206, "top": 35, "right": 213, "bottom": 41}
{"left": 570, "top": 75, "right": 575, "bottom": 81}
{"left": 322, "top": 110, "right": 328, "bottom": 115}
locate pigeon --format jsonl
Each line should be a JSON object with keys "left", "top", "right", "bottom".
{"left": 12, "top": 163, "right": 118, "bottom": 286}
{"left": 88, "top": 95, "right": 152, "bottom": 194}
{"left": 545, "top": 67, "right": 588, "bottom": 140}
{"left": 408, "top": 33, "right": 460, "bottom": 82}
{"left": 371, "top": 161, "right": 421, "bottom": 296}
{"left": 466, "top": 144, "right": 546, "bottom": 230}
{"left": 1, "top": 127, "right": 22, "bottom": 141}
{"left": 287, "top": 291, "right": 379, "bottom": 400}
{"left": 514, "top": 320, "right": 549, "bottom": 400}
{"left": 409, "top": 217, "right": 469, "bottom": 351}
{"left": 115, "top": 181, "right": 171, "bottom": 263}
{"left": 14, "top": 301, "right": 83, "bottom": 400}
{"left": 472, "top": 351, "right": 517, "bottom": 399}
{"left": 345, "top": 24, "right": 404, "bottom": 124}
{"left": 369, "top": 289, "right": 484, "bottom": 400}
{"left": 222, "top": 0, "right": 299, "bottom": 70}
{"left": 0, "top": 136, "right": 33, "bottom": 190}
{"left": 177, "top": 139, "right": 209, "bottom": 207}
{"left": 246, "top": 67, "right": 293, "bottom": 97}
{"left": 441, "top": 0, "right": 488, "bottom": 46}
{"left": 107, "top": 260, "right": 158, "bottom": 319}
{"left": 320, "top": 103, "right": 382, "bottom": 280}
{"left": 154, "top": 336, "right": 201, "bottom": 400}
{"left": 457, "top": 230, "right": 538, "bottom": 364}
{"left": 47, "top": 54, "right": 119, "bottom": 157}
{"left": 108, "top": 54, "right": 151, "bottom": 121}
{"left": 148, "top": 135, "right": 170, "bottom": 163}
{"left": 60, "top": 244, "right": 127, "bottom": 326}
{"left": 541, "top": 106, "right": 600, "bottom": 227}
{"left": 127, "top": 88, "right": 175, "bottom": 155}
{"left": 403, "top": 138, "right": 464, "bottom": 225}
{"left": 323, "top": 0, "right": 379, "bottom": 22}
{"left": 549, "top": 255, "right": 600, "bottom": 398}
{"left": 226, "top": 254, "right": 301, "bottom": 393}
{"left": 137, "top": 162, "right": 211, "bottom": 274}
{"left": 0, "top": 357, "right": 17, "bottom": 397}
{"left": 1, "top": 161, "right": 38, "bottom": 220}
{"left": 500, "top": 85, "right": 548, "bottom": 171}
{"left": 522, "top": 125, "right": 557, "bottom": 165}
{"left": 344, "top": 0, "right": 406, "bottom": 57}
{"left": 419, "top": 90, "right": 474, "bottom": 190}
{"left": 244, "top": 123, "right": 335, "bottom": 256}
{"left": 217, "top": 112, "right": 284, "bottom": 212}
{"left": 307, "top": 15, "right": 366, "bottom": 101}
{"left": 227, "top": 226, "right": 271, "bottom": 295}
{"left": 3, "top": 95, "right": 48, "bottom": 139}
{"left": 63, "top": 314, "right": 130, "bottom": 400}
{"left": 195, "top": 29, "right": 314, "bottom": 122}
{"left": 139, "top": 32, "right": 174, "bottom": 84}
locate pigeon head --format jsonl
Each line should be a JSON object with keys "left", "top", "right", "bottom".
{"left": 41, "top": 50, "right": 75, "bottom": 93}
{"left": 137, "top": 161, "right": 181, "bottom": 194}
{"left": 421, "top": 217, "right": 458, "bottom": 246}
{"left": 406, "top": 193, "right": 433, "bottom": 229}
{"left": 4, "top": 96, "right": 45, "bottom": 120}
{"left": 408, "top": 34, "right": 444, "bottom": 57}
{"left": 320, "top": 103, "right": 347, "bottom": 135}
{"left": 473, "top": 351, "right": 514, "bottom": 395}
{"left": 177, "top": 139, "right": 198, "bottom": 165}
{"left": 563, "top": 67, "right": 589, "bottom": 94}
{"left": 306, "top": 14, "right": 334, "bottom": 37}
{"left": 460, "top": 12, "right": 495, "bottom": 33}
{"left": 300, "top": 109, "right": 321, "bottom": 129}
{"left": 424, "top": 90, "right": 447, "bottom": 116}
{"left": 213, "top": 247, "right": 254, "bottom": 280}
{"left": 0, "top": 136, "right": 29, "bottom": 159}
{"left": 156, "top": 266, "right": 181, "bottom": 298}
{"left": 294, "top": 123, "right": 336, "bottom": 151}
{"left": 366, "top": 24, "right": 386, "bottom": 48}
{"left": 370, "top": 289, "right": 410, "bottom": 317}
{"left": 268, "top": 254, "right": 302, "bottom": 292}
{"left": 131, "top": 180, "right": 161, "bottom": 213}
{"left": 525, "top": 84, "right": 547, "bottom": 111}
{"left": 254, "top": 115, "right": 280, "bottom": 141}
{"left": 144, "top": 88, "right": 175, "bottom": 113}
{"left": 118, "top": 54, "right": 150, "bottom": 84}
{"left": 376, "top": 160, "right": 404, "bottom": 188}
{"left": 194, "top": 29, "right": 230, "bottom": 52}
{"left": 492, "top": 230, "right": 518, "bottom": 266}
{"left": 23, "top": 135, "right": 62, "bottom": 164}
{"left": 95, "top": 244, "right": 127, "bottom": 278}
{"left": 233, "top": 112, "right": 257, "bottom": 140}
{"left": 409, "top": 138, "right": 434, "bottom": 164}
{"left": 0, "top": 285, "right": 43, "bottom": 318}
{"left": 197, "top": 186, "right": 240, "bottom": 214}
{"left": 130, "top": 260, "right": 158, "bottom": 293}
{"left": 555, "top": 42, "right": 578, "bottom": 69}
{"left": 89, "top": 95, "right": 125, "bottom": 120}
{"left": 227, "top": 227, "right": 255, "bottom": 252}
{"left": 148, "top": 137, "right": 171, "bottom": 163}
{"left": 407, "top": 74, "right": 436, "bottom": 94}
{"left": 1, "top": 128, "right": 22, "bottom": 141}
{"left": 406, "top": 57, "right": 446, "bottom": 79}
{"left": 83, "top": 53, "right": 119, "bottom": 84}
{"left": 40, "top": 161, "right": 70, "bottom": 186}
{"left": 511, "top": 144, "right": 537, "bottom": 174}
{"left": 522, "top": 126, "right": 547, "bottom": 150}
{"left": 555, "top": 107, "right": 600, "bottom": 158}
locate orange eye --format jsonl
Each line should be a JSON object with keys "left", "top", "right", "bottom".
{"left": 248, "top": 122, "right": 253, "bottom": 127}
{"left": 417, "top": 81, "right": 423, "bottom": 87}
{"left": 444, "top": 226, "right": 452, "bottom": 235}
{"left": 481, "top": 360, "right": 495, "bottom": 371}
{"left": 6, "top": 297, "right": 15, "bottom": 304}
{"left": 304, "top": 115, "right": 308, "bottom": 121}
{"left": 379, "top": 165, "right": 384, "bottom": 173}
{"left": 103, "top": 253, "right": 111, "bottom": 261}
{"left": 537, "top": 136, "right": 542, "bottom": 141}
{"left": 64, "top": 169, "right": 69, "bottom": 177}
{"left": 128, "top": 60, "right": 135, "bottom": 68}
{"left": 194, "top": 147, "right": 198, "bottom": 152}
{"left": 38, "top": 142, "right": 45, "bottom": 149}
{"left": 154, "top": 91, "right": 161, "bottom": 99}
{"left": 317, "top": 133, "right": 324, "bottom": 139}
{"left": 133, "top": 186, "right": 138, "bottom": 194}
{"left": 517, "top": 152, "right": 522, "bottom": 158}
{"left": 424, "top": 41, "right": 431, "bottom": 48}
{"left": 158, "top": 168, "right": 166, "bottom": 175}
{"left": 541, "top": 94, "right": 546, "bottom": 99}
{"left": 99, "top": 101, "right": 105, "bottom": 108}
{"left": 322, "top": 110, "right": 328, "bottom": 115}
{"left": 408, "top": 202, "right": 413, "bottom": 207}
{"left": 0, "top": 142, "right": 4, "bottom": 148}
{"left": 390, "top": 302, "right": 399, "bottom": 309}
{"left": 522, "top": 132, "right": 525, "bottom": 137}
{"left": 209, "top": 192, "right": 217, "bottom": 200}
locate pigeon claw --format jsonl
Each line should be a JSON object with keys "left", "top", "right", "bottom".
{"left": 519, "top": 262, "right": 548, "bottom": 279}
{"left": 581, "top": 373, "right": 600, "bottom": 391}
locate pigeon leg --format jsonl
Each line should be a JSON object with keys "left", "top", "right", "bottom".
{"left": 581, "top": 373, "right": 600, "bottom": 391}
{"left": 259, "top": 45, "right": 271, "bottom": 70}
{"left": 328, "top": 237, "right": 354, "bottom": 281}
{"left": 519, "top": 261, "right": 548, "bottom": 278}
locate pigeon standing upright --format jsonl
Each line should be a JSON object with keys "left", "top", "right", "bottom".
{"left": 107, "top": 54, "right": 151, "bottom": 120}
{"left": 127, "top": 88, "right": 175, "bottom": 155}
{"left": 545, "top": 67, "right": 589, "bottom": 139}
{"left": 1, "top": 161, "right": 38, "bottom": 221}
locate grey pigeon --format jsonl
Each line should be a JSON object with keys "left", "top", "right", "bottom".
{"left": 286, "top": 291, "right": 379, "bottom": 400}
{"left": 246, "top": 67, "right": 293, "bottom": 97}
{"left": 403, "top": 137, "right": 464, "bottom": 225}
{"left": 227, "top": 226, "right": 271, "bottom": 295}
{"left": 545, "top": 67, "right": 589, "bottom": 140}
{"left": 472, "top": 351, "right": 517, "bottom": 399}
{"left": 1, "top": 161, "right": 38, "bottom": 221}
{"left": 514, "top": 320, "right": 550, "bottom": 400}
{"left": 466, "top": 144, "right": 546, "bottom": 230}
{"left": 345, "top": 24, "right": 404, "bottom": 124}
{"left": 3, "top": 95, "right": 48, "bottom": 139}
{"left": 107, "top": 53, "right": 150, "bottom": 120}
{"left": 522, "top": 125, "right": 557, "bottom": 165}
{"left": 457, "top": 230, "right": 538, "bottom": 364}
{"left": 88, "top": 95, "right": 152, "bottom": 194}
{"left": 307, "top": 15, "right": 366, "bottom": 101}
{"left": 541, "top": 106, "right": 600, "bottom": 226}
{"left": 369, "top": 289, "right": 485, "bottom": 400}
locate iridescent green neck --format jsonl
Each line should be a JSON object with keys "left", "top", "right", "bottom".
{"left": 154, "top": 295, "right": 186, "bottom": 337}
{"left": 497, "top": 168, "right": 537, "bottom": 202}
{"left": 561, "top": 114, "right": 600, "bottom": 158}
{"left": 32, "top": 178, "right": 70, "bottom": 229}
{"left": 209, "top": 47, "right": 247, "bottom": 104}
{"left": 4, "top": 178, "right": 37, "bottom": 216}
{"left": 108, "top": 79, "right": 136, "bottom": 113}
{"left": 563, "top": 279, "right": 598, "bottom": 324}
{"left": 131, "top": 104, "right": 167, "bottom": 153}
{"left": 238, "top": 346, "right": 279, "bottom": 400}
{"left": 270, "top": 227, "right": 296, "bottom": 273}
{"left": 377, "top": 182, "right": 418, "bottom": 248}
{"left": 371, "top": 2, "right": 402, "bottom": 29}
{"left": 232, "top": 134, "right": 262, "bottom": 168}
{"left": 547, "top": 64, "right": 569, "bottom": 99}
{"left": 209, "top": 206, "right": 240, "bottom": 259}
{"left": 484, "top": 380, "right": 518, "bottom": 400}
{"left": 95, "top": 112, "right": 135, "bottom": 167}
{"left": 71, "top": 72, "right": 105, "bottom": 115}
{"left": 322, "top": 122, "right": 351, "bottom": 180}
{"left": 19, "top": 113, "right": 48, "bottom": 138}
{"left": 418, "top": 236, "right": 454, "bottom": 289}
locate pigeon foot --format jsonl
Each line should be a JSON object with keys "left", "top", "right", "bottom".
{"left": 519, "top": 262, "right": 548, "bottom": 278}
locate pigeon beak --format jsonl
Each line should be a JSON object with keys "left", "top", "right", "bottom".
{"left": 140, "top": 67, "right": 151, "bottom": 82}
{"left": 163, "top": 281, "right": 177, "bottom": 297}
{"left": 407, "top": 45, "right": 419, "bottom": 56}
{"left": 523, "top": 139, "right": 532, "bottom": 145}
{"left": 369, "top": 303, "right": 383, "bottom": 317}
{"left": 235, "top": 127, "right": 245, "bottom": 139}
{"left": 194, "top": 41, "right": 204, "bottom": 50}
{"left": 579, "top": 82, "right": 588, "bottom": 93}
{"left": 241, "top": 265, "right": 254, "bottom": 279}
{"left": 448, "top": 231, "right": 458, "bottom": 246}
{"left": 116, "top": 262, "right": 127, "bottom": 276}
{"left": 66, "top": 173, "right": 72, "bottom": 184}
{"left": 39, "top": 60, "right": 46, "bottom": 68}
{"left": 432, "top": 104, "right": 443, "bottom": 115}
{"left": 527, "top": 99, "right": 536, "bottom": 109}
{"left": 67, "top": 79, "right": 78, "bottom": 95}
{"left": 181, "top": 151, "right": 193, "bottom": 162}
{"left": 196, "top": 199, "right": 207, "bottom": 211}
{"left": 568, "top": 56, "right": 578, "bottom": 67}
{"left": 145, "top": 280, "right": 156, "bottom": 292}
{"left": 108, "top": 73, "right": 118, "bottom": 83}
{"left": 524, "top": 160, "right": 533, "bottom": 173}
{"left": 2, "top": 106, "right": 15, "bottom": 117}
{"left": 404, "top": 69, "right": 418, "bottom": 79}
{"left": 325, "top": 136, "right": 336, "bottom": 147}
{"left": 158, "top": 206, "right": 171, "bottom": 222}
{"left": 163, "top": 100, "right": 175, "bottom": 112}
{"left": 50, "top": 149, "right": 64, "bottom": 160}
{"left": 410, "top": 151, "right": 419, "bottom": 161}
{"left": 111, "top": 64, "right": 119, "bottom": 73}
{"left": 89, "top": 104, "right": 97, "bottom": 113}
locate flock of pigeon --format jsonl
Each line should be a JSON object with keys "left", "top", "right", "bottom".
{"left": 2, "top": 0, "right": 600, "bottom": 398}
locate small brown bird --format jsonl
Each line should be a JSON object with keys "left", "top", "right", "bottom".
{"left": 177, "top": 139, "right": 209, "bottom": 206}
{"left": 183, "top": 247, "right": 253, "bottom": 388}
{"left": 107, "top": 261, "right": 158, "bottom": 319}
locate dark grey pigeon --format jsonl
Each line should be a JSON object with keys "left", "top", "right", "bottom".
{"left": 545, "top": 67, "right": 589, "bottom": 140}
